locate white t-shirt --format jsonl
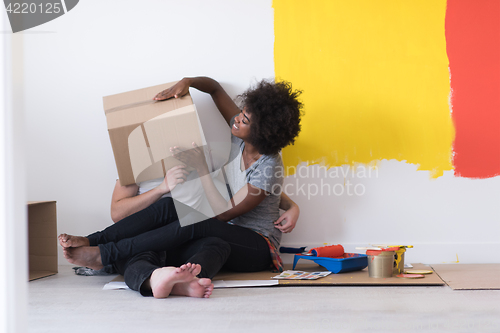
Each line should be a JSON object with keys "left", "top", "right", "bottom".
{"left": 123, "top": 165, "right": 226, "bottom": 218}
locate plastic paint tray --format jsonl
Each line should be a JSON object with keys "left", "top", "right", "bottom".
{"left": 292, "top": 253, "right": 368, "bottom": 274}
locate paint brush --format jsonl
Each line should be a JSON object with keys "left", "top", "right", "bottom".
{"left": 279, "top": 246, "right": 313, "bottom": 255}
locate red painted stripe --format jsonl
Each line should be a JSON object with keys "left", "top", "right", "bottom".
{"left": 446, "top": 0, "right": 500, "bottom": 178}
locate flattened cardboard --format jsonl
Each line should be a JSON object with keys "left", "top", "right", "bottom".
{"left": 104, "top": 82, "right": 203, "bottom": 186}
{"left": 28, "top": 201, "right": 58, "bottom": 281}
{"left": 431, "top": 264, "right": 500, "bottom": 290}
{"left": 106, "top": 263, "right": 443, "bottom": 289}
{"left": 213, "top": 263, "right": 445, "bottom": 286}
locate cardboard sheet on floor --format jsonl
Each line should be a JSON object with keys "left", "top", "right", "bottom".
{"left": 213, "top": 263, "right": 445, "bottom": 286}
{"left": 430, "top": 264, "right": 500, "bottom": 290}
{"left": 104, "top": 263, "right": 444, "bottom": 289}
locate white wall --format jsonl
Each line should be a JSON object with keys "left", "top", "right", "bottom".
{"left": 23, "top": 0, "right": 499, "bottom": 265}
{"left": 280, "top": 161, "right": 500, "bottom": 264}
{"left": 24, "top": 0, "right": 275, "bottom": 265}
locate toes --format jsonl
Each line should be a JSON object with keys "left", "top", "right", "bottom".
{"left": 198, "top": 278, "right": 212, "bottom": 286}
{"left": 191, "top": 264, "right": 202, "bottom": 276}
{"left": 58, "top": 234, "right": 66, "bottom": 244}
{"left": 204, "top": 288, "right": 213, "bottom": 298}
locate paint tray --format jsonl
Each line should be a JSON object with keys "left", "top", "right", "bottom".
{"left": 292, "top": 253, "right": 368, "bottom": 274}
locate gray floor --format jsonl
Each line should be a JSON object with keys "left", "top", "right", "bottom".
{"left": 29, "top": 266, "right": 500, "bottom": 333}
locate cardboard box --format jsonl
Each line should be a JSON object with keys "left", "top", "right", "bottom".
{"left": 103, "top": 81, "right": 203, "bottom": 186}
{"left": 28, "top": 201, "right": 58, "bottom": 281}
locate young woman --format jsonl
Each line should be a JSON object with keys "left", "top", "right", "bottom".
{"left": 59, "top": 76, "right": 303, "bottom": 297}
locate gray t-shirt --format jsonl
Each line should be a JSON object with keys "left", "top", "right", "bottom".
{"left": 224, "top": 116, "right": 284, "bottom": 248}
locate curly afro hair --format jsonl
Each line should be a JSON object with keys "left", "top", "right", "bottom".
{"left": 239, "top": 79, "right": 303, "bottom": 155}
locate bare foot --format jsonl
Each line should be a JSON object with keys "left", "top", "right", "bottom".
{"left": 58, "top": 233, "right": 89, "bottom": 248}
{"left": 63, "top": 246, "right": 103, "bottom": 270}
{"left": 171, "top": 278, "right": 214, "bottom": 298}
{"left": 170, "top": 263, "right": 214, "bottom": 298}
{"left": 150, "top": 263, "right": 198, "bottom": 298}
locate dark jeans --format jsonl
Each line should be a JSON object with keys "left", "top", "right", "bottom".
{"left": 87, "top": 197, "right": 271, "bottom": 288}
{"left": 113, "top": 236, "right": 230, "bottom": 296}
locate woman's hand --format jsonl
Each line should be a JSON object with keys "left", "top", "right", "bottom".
{"left": 170, "top": 143, "right": 209, "bottom": 176}
{"left": 157, "top": 165, "right": 190, "bottom": 194}
{"left": 274, "top": 204, "right": 300, "bottom": 233}
{"left": 153, "top": 78, "right": 191, "bottom": 100}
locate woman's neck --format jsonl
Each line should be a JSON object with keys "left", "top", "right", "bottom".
{"left": 243, "top": 141, "right": 260, "bottom": 156}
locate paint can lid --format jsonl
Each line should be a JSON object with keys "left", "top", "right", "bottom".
{"left": 404, "top": 269, "right": 433, "bottom": 275}
{"left": 396, "top": 274, "right": 425, "bottom": 279}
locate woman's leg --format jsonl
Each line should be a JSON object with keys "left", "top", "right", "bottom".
{"left": 97, "top": 219, "right": 271, "bottom": 270}
{"left": 86, "top": 197, "right": 179, "bottom": 246}
{"left": 114, "top": 251, "right": 163, "bottom": 295}
{"left": 165, "top": 237, "right": 231, "bottom": 279}
{"left": 113, "top": 251, "right": 214, "bottom": 298}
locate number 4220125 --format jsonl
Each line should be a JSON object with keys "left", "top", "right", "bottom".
{"left": 5, "top": 3, "right": 62, "bottom": 14}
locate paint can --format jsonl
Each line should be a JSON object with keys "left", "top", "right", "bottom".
{"left": 367, "top": 249, "right": 396, "bottom": 278}
{"left": 393, "top": 247, "right": 406, "bottom": 274}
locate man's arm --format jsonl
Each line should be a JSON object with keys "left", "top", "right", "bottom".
{"left": 110, "top": 181, "right": 163, "bottom": 223}
{"left": 111, "top": 165, "right": 189, "bottom": 222}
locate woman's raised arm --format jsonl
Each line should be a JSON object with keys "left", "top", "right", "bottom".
{"left": 154, "top": 77, "right": 240, "bottom": 125}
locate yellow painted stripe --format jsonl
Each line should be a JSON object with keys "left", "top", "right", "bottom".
{"left": 274, "top": 0, "right": 455, "bottom": 177}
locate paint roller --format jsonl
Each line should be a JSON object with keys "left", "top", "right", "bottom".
{"left": 308, "top": 244, "right": 345, "bottom": 258}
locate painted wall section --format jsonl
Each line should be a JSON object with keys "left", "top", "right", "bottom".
{"left": 274, "top": 0, "right": 454, "bottom": 178}
{"left": 446, "top": 0, "right": 500, "bottom": 179}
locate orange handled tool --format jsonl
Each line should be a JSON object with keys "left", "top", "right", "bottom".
{"left": 308, "top": 244, "right": 345, "bottom": 258}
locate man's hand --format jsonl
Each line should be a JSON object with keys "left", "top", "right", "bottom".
{"left": 153, "top": 78, "right": 191, "bottom": 100}
{"left": 157, "top": 165, "right": 190, "bottom": 194}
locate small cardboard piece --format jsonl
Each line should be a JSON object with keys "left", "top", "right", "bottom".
{"left": 103, "top": 82, "right": 203, "bottom": 186}
{"left": 431, "top": 264, "right": 500, "bottom": 290}
{"left": 28, "top": 201, "right": 58, "bottom": 281}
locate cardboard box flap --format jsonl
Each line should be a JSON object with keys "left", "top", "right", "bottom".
{"left": 104, "top": 81, "right": 182, "bottom": 113}
{"left": 143, "top": 105, "right": 201, "bottom": 163}
{"left": 103, "top": 81, "right": 204, "bottom": 186}
{"left": 103, "top": 81, "right": 195, "bottom": 113}
{"left": 28, "top": 200, "right": 56, "bottom": 205}
{"left": 105, "top": 98, "right": 195, "bottom": 130}
{"left": 129, "top": 105, "right": 201, "bottom": 182}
